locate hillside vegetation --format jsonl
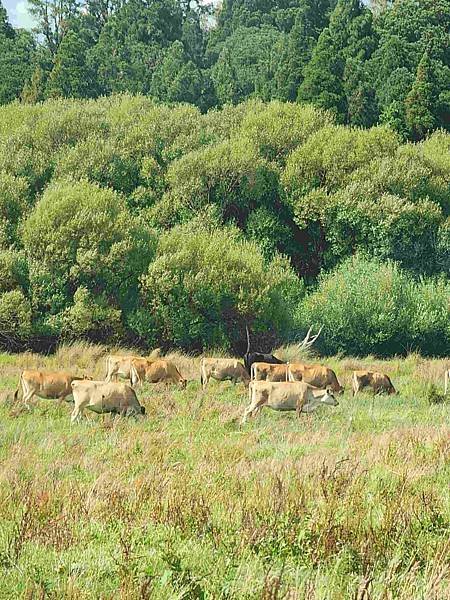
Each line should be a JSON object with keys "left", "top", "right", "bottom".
{"left": 0, "top": 345, "right": 449, "bottom": 598}
{"left": 0, "top": 96, "right": 448, "bottom": 355}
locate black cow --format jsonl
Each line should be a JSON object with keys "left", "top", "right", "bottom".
{"left": 243, "top": 326, "right": 285, "bottom": 374}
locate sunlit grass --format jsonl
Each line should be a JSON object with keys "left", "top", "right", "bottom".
{"left": 0, "top": 344, "right": 449, "bottom": 598}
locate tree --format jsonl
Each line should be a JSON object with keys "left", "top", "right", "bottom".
{"left": 28, "top": 0, "right": 82, "bottom": 56}
{"left": 90, "top": 0, "right": 184, "bottom": 95}
{"left": 0, "top": 2, "right": 36, "bottom": 105}
{"left": 274, "top": 0, "right": 333, "bottom": 101}
{"left": 405, "top": 52, "right": 436, "bottom": 140}
{"left": 298, "top": 0, "right": 377, "bottom": 124}
{"left": 22, "top": 180, "right": 155, "bottom": 335}
{"left": 48, "top": 29, "right": 98, "bottom": 98}
{"left": 212, "top": 25, "right": 282, "bottom": 105}
{"left": 132, "top": 218, "right": 302, "bottom": 351}
{"left": 150, "top": 40, "right": 205, "bottom": 107}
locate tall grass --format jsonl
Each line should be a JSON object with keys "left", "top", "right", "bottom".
{"left": 0, "top": 344, "right": 448, "bottom": 598}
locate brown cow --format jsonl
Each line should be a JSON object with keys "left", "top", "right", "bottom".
{"left": 14, "top": 370, "right": 88, "bottom": 408}
{"left": 71, "top": 380, "right": 145, "bottom": 422}
{"left": 105, "top": 348, "right": 161, "bottom": 382}
{"left": 250, "top": 362, "right": 291, "bottom": 382}
{"left": 242, "top": 381, "right": 338, "bottom": 423}
{"left": 352, "top": 371, "right": 397, "bottom": 396}
{"left": 130, "top": 359, "right": 186, "bottom": 389}
{"left": 200, "top": 358, "right": 250, "bottom": 389}
{"left": 288, "top": 363, "right": 344, "bottom": 394}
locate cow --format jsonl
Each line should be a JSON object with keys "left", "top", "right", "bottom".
{"left": 105, "top": 348, "right": 161, "bottom": 382}
{"left": 70, "top": 380, "right": 145, "bottom": 422}
{"left": 200, "top": 358, "right": 250, "bottom": 390}
{"left": 288, "top": 364, "right": 344, "bottom": 394}
{"left": 13, "top": 370, "right": 88, "bottom": 408}
{"left": 250, "top": 362, "right": 291, "bottom": 382}
{"left": 130, "top": 359, "right": 186, "bottom": 389}
{"left": 242, "top": 381, "right": 338, "bottom": 423}
{"left": 445, "top": 369, "right": 450, "bottom": 395}
{"left": 352, "top": 371, "right": 397, "bottom": 396}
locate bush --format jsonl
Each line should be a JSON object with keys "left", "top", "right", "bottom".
{"left": 152, "top": 136, "right": 279, "bottom": 228}
{"left": 22, "top": 179, "right": 155, "bottom": 337}
{"left": 240, "top": 101, "right": 332, "bottom": 163}
{"left": 296, "top": 256, "right": 450, "bottom": 357}
{"left": 282, "top": 125, "right": 400, "bottom": 196}
{"left": 0, "top": 289, "right": 32, "bottom": 341}
{"left": 132, "top": 218, "right": 304, "bottom": 351}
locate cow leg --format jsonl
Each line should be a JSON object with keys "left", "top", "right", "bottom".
{"left": 71, "top": 400, "right": 87, "bottom": 423}
{"left": 22, "top": 385, "right": 35, "bottom": 410}
{"left": 445, "top": 371, "right": 449, "bottom": 395}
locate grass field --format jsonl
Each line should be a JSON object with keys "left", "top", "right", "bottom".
{"left": 0, "top": 343, "right": 449, "bottom": 599}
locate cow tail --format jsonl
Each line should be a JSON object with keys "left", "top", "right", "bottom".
{"left": 13, "top": 372, "right": 24, "bottom": 402}
{"left": 200, "top": 358, "right": 204, "bottom": 385}
{"left": 130, "top": 364, "right": 138, "bottom": 387}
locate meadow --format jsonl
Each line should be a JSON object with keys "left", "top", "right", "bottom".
{"left": 0, "top": 344, "right": 449, "bottom": 599}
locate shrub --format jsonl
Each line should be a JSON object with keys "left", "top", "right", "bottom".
{"left": 152, "top": 136, "right": 279, "bottom": 228}
{"left": 0, "top": 289, "right": 32, "bottom": 341}
{"left": 21, "top": 179, "right": 155, "bottom": 337}
{"left": 132, "top": 219, "right": 304, "bottom": 351}
{"left": 0, "top": 172, "right": 30, "bottom": 247}
{"left": 240, "top": 101, "right": 332, "bottom": 163}
{"left": 296, "top": 256, "right": 450, "bottom": 357}
{"left": 282, "top": 125, "right": 400, "bottom": 196}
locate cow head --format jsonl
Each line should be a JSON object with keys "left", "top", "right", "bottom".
{"left": 323, "top": 388, "right": 339, "bottom": 406}
{"left": 180, "top": 378, "right": 187, "bottom": 389}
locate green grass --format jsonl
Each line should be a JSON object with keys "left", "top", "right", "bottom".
{"left": 0, "top": 345, "right": 449, "bottom": 599}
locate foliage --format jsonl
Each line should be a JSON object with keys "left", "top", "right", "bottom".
{"left": 297, "top": 256, "right": 450, "bottom": 356}
{"left": 0, "top": 96, "right": 446, "bottom": 353}
{"left": 21, "top": 179, "right": 155, "bottom": 339}
{"left": 133, "top": 219, "right": 303, "bottom": 351}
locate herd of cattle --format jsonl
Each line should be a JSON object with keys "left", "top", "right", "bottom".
{"left": 12, "top": 344, "right": 444, "bottom": 424}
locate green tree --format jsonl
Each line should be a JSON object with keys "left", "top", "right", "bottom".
{"left": 90, "top": 0, "right": 183, "bottom": 95}
{"left": 0, "top": 3, "right": 36, "bottom": 104}
{"left": 405, "top": 52, "right": 436, "bottom": 141}
{"left": 298, "top": 0, "right": 377, "bottom": 124}
{"left": 22, "top": 180, "right": 155, "bottom": 337}
{"left": 274, "top": 0, "right": 333, "bottom": 101}
{"left": 150, "top": 40, "right": 206, "bottom": 108}
{"left": 212, "top": 25, "right": 282, "bottom": 105}
{"left": 29, "top": 0, "right": 82, "bottom": 56}
{"left": 48, "top": 29, "right": 98, "bottom": 98}
{"left": 132, "top": 217, "right": 303, "bottom": 351}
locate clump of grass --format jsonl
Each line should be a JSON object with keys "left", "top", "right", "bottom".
{"left": 426, "top": 383, "right": 446, "bottom": 405}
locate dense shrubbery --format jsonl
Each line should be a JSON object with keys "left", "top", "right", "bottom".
{"left": 0, "top": 95, "right": 448, "bottom": 355}
{"left": 297, "top": 256, "right": 450, "bottom": 357}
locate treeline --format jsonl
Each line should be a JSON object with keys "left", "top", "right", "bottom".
{"left": 1, "top": 0, "right": 450, "bottom": 141}
{"left": 0, "top": 96, "right": 448, "bottom": 356}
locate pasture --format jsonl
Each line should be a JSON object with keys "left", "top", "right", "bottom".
{"left": 0, "top": 344, "right": 449, "bottom": 599}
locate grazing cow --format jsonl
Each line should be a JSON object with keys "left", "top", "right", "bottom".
{"left": 130, "top": 359, "right": 186, "bottom": 389}
{"left": 288, "top": 364, "right": 344, "bottom": 394}
{"left": 352, "top": 371, "right": 397, "bottom": 396}
{"left": 200, "top": 358, "right": 250, "bottom": 390}
{"left": 105, "top": 348, "right": 161, "bottom": 382}
{"left": 71, "top": 380, "right": 145, "bottom": 422}
{"left": 250, "top": 362, "right": 291, "bottom": 382}
{"left": 445, "top": 369, "right": 450, "bottom": 395}
{"left": 14, "top": 370, "right": 88, "bottom": 408}
{"left": 242, "top": 381, "right": 338, "bottom": 423}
